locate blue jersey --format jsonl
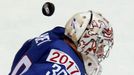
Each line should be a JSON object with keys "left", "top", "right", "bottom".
{"left": 9, "top": 27, "right": 86, "bottom": 75}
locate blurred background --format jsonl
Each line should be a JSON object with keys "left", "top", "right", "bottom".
{"left": 0, "top": 0, "right": 134, "bottom": 75}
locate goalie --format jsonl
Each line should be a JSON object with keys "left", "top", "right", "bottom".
{"left": 9, "top": 10, "right": 114, "bottom": 75}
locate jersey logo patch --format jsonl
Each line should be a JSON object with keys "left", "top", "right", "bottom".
{"left": 46, "top": 49, "right": 81, "bottom": 75}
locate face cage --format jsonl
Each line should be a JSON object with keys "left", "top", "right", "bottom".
{"left": 96, "top": 37, "right": 113, "bottom": 63}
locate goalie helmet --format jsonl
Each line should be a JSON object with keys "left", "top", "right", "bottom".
{"left": 65, "top": 10, "right": 114, "bottom": 75}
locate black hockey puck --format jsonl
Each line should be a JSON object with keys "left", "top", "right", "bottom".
{"left": 42, "top": 2, "right": 55, "bottom": 16}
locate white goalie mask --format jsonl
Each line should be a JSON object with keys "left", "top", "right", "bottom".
{"left": 65, "top": 10, "right": 114, "bottom": 75}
